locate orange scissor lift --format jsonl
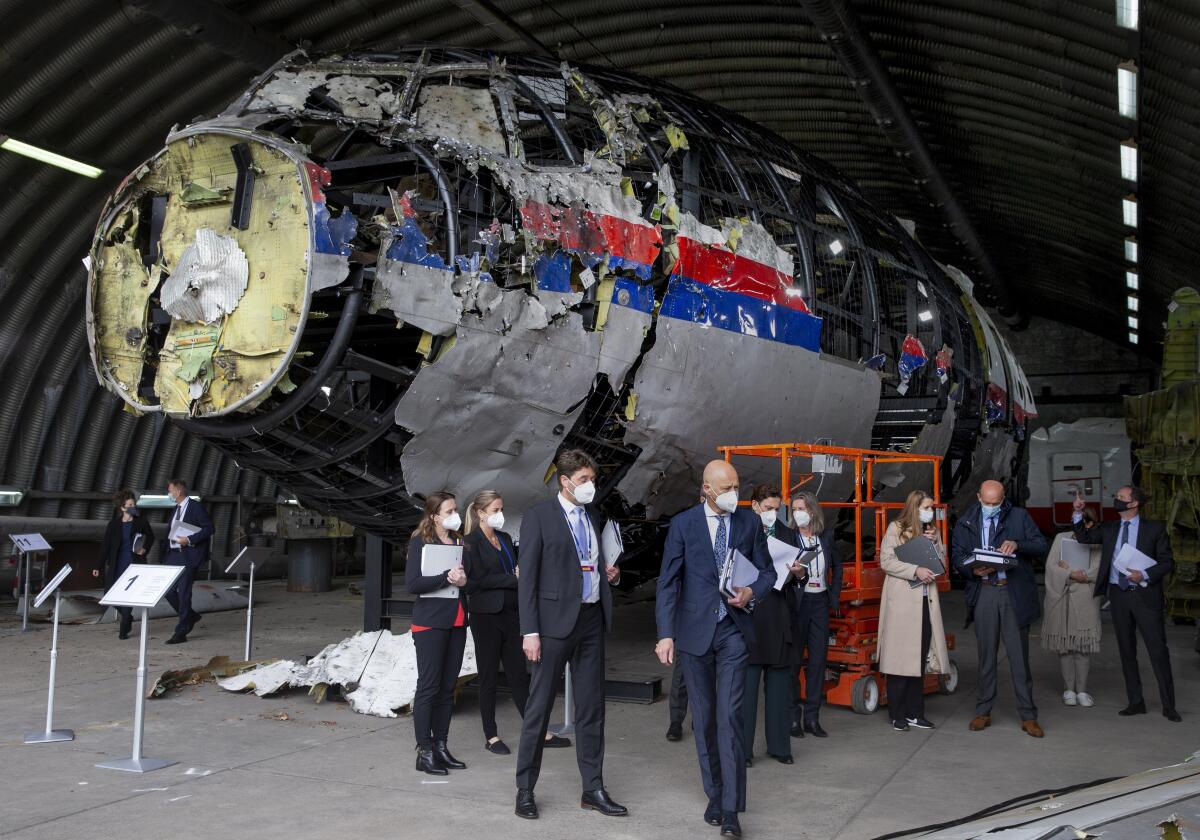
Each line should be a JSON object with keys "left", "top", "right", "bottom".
{"left": 720, "top": 442, "right": 959, "bottom": 714}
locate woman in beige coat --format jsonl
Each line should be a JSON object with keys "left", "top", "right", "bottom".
{"left": 1041, "top": 506, "right": 1103, "bottom": 707}
{"left": 878, "top": 490, "right": 951, "bottom": 731}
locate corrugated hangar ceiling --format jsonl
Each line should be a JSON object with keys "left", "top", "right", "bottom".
{"left": 0, "top": 0, "right": 1191, "bottom": 538}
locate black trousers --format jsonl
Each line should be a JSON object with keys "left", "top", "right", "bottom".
{"left": 794, "top": 590, "right": 831, "bottom": 723}
{"left": 472, "top": 608, "right": 529, "bottom": 739}
{"left": 742, "top": 664, "right": 792, "bottom": 759}
{"left": 886, "top": 596, "right": 932, "bottom": 723}
{"left": 163, "top": 552, "right": 197, "bottom": 637}
{"left": 1109, "top": 587, "right": 1176, "bottom": 710}
{"left": 669, "top": 658, "right": 689, "bottom": 725}
{"left": 682, "top": 616, "right": 749, "bottom": 813}
{"left": 412, "top": 626, "right": 467, "bottom": 749}
{"left": 516, "top": 603, "right": 605, "bottom": 791}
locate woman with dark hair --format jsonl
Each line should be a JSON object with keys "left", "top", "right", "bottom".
{"left": 97, "top": 489, "right": 154, "bottom": 639}
{"left": 741, "top": 483, "right": 797, "bottom": 765}
{"left": 406, "top": 491, "right": 470, "bottom": 775}
{"left": 878, "top": 490, "right": 950, "bottom": 731}
{"left": 789, "top": 491, "right": 841, "bottom": 738}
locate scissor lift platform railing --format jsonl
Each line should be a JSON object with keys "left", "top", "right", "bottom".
{"left": 719, "top": 442, "right": 959, "bottom": 714}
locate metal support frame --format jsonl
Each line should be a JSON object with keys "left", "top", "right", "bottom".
{"left": 244, "top": 561, "right": 256, "bottom": 661}
{"left": 24, "top": 589, "right": 74, "bottom": 744}
{"left": 550, "top": 664, "right": 576, "bottom": 737}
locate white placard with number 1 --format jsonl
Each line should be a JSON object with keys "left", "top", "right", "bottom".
{"left": 100, "top": 564, "right": 185, "bottom": 609}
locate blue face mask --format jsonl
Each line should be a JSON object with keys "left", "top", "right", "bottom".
{"left": 981, "top": 503, "right": 1001, "bottom": 518}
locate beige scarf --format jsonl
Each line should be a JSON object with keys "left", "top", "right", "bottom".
{"left": 1041, "top": 531, "right": 1102, "bottom": 654}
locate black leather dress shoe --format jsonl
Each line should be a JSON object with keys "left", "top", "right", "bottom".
{"left": 773, "top": 754, "right": 794, "bottom": 765}
{"left": 515, "top": 788, "right": 537, "bottom": 819}
{"left": 721, "top": 812, "right": 742, "bottom": 837}
{"left": 433, "top": 740, "right": 465, "bottom": 769}
{"left": 416, "top": 748, "right": 448, "bottom": 776}
{"left": 543, "top": 734, "right": 572, "bottom": 748}
{"left": 666, "top": 721, "right": 683, "bottom": 741}
{"left": 805, "top": 719, "right": 828, "bottom": 738}
{"left": 1118, "top": 702, "right": 1147, "bottom": 716}
{"left": 118, "top": 616, "right": 132, "bottom": 640}
{"left": 745, "top": 756, "right": 753, "bottom": 768}
{"left": 703, "top": 799, "right": 722, "bottom": 826}
{"left": 1164, "top": 708, "right": 1183, "bottom": 722}
{"left": 581, "top": 788, "right": 627, "bottom": 816}
{"left": 485, "top": 738, "right": 511, "bottom": 755}
{"left": 790, "top": 719, "right": 805, "bottom": 738}
{"left": 165, "top": 634, "right": 188, "bottom": 645}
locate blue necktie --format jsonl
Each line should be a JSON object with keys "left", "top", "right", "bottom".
{"left": 572, "top": 508, "right": 592, "bottom": 601}
{"left": 1118, "top": 520, "right": 1132, "bottom": 590}
{"left": 714, "top": 515, "right": 728, "bottom": 621}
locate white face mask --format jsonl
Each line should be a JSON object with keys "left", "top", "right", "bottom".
{"left": 486, "top": 511, "right": 505, "bottom": 530}
{"left": 440, "top": 512, "right": 462, "bottom": 532}
{"left": 568, "top": 478, "right": 596, "bottom": 505}
{"left": 793, "top": 509, "right": 811, "bottom": 529}
{"left": 713, "top": 490, "right": 739, "bottom": 513}
{"left": 759, "top": 509, "right": 777, "bottom": 528}
{"left": 919, "top": 508, "right": 935, "bottom": 524}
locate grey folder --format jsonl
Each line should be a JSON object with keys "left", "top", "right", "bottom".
{"left": 894, "top": 535, "right": 945, "bottom": 589}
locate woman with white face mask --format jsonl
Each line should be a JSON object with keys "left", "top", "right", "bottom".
{"left": 406, "top": 491, "right": 470, "bottom": 775}
{"left": 463, "top": 491, "right": 571, "bottom": 755}
{"left": 877, "top": 490, "right": 951, "bottom": 731}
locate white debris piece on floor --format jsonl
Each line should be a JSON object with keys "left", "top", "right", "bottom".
{"left": 217, "top": 629, "right": 477, "bottom": 718}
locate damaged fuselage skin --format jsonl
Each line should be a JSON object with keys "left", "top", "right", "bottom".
{"left": 85, "top": 47, "right": 1035, "bottom": 558}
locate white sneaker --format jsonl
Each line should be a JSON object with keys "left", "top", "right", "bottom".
{"left": 1063, "top": 690, "right": 1078, "bottom": 706}
{"left": 1077, "top": 693, "right": 1094, "bottom": 707}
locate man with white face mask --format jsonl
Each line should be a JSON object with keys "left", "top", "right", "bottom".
{"left": 514, "top": 449, "right": 624, "bottom": 821}
{"left": 655, "top": 460, "right": 776, "bottom": 838}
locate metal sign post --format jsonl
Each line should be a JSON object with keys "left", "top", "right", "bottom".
{"left": 10, "top": 533, "right": 51, "bottom": 633}
{"left": 24, "top": 564, "right": 75, "bottom": 744}
{"left": 225, "top": 547, "right": 269, "bottom": 661}
{"left": 551, "top": 664, "right": 576, "bottom": 737}
{"left": 95, "top": 563, "right": 185, "bottom": 773}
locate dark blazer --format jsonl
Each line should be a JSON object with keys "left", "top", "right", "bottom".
{"left": 517, "top": 496, "right": 613, "bottom": 638}
{"left": 405, "top": 534, "right": 470, "bottom": 629}
{"left": 168, "top": 500, "right": 213, "bottom": 569}
{"left": 1074, "top": 516, "right": 1174, "bottom": 608}
{"left": 951, "top": 500, "right": 1048, "bottom": 627}
{"left": 656, "top": 504, "right": 777, "bottom": 657}
{"left": 789, "top": 525, "right": 842, "bottom": 607}
{"left": 746, "top": 521, "right": 795, "bottom": 666}
{"left": 463, "top": 527, "right": 519, "bottom": 615}
{"left": 99, "top": 512, "right": 155, "bottom": 587}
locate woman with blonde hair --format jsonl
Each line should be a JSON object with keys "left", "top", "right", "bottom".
{"left": 406, "top": 491, "right": 469, "bottom": 775}
{"left": 878, "top": 490, "right": 950, "bottom": 731}
{"left": 1041, "top": 505, "right": 1102, "bottom": 707}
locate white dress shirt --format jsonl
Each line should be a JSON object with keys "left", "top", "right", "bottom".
{"left": 798, "top": 533, "right": 827, "bottom": 593}
{"left": 705, "top": 505, "right": 731, "bottom": 555}
{"left": 559, "top": 493, "right": 600, "bottom": 605}
{"left": 169, "top": 497, "right": 190, "bottom": 549}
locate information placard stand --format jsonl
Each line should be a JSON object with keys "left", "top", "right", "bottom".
{"left": 225, "top": 547, "right": 270, "bottom": 661}
{"left": 10, "top": 533, "right": 51, "bottom": 633}
{"left": 95, "top": 564, "right": 185, "bottom": 773}
{"left": 551, "top": 664, "right": 576, "bottom": 737}
{"left": 24, "top": 564, "right": 75, "bottom": 744}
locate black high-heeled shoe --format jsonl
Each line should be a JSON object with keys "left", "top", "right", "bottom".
{"left": 433, "top": 740, "right": 466, "bottom": 770}
{"left": 416, "top": 747, "right": 448, "bottom": 775}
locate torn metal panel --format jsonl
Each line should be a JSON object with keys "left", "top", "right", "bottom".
{"left": 160, "top": 228, "right": 250, "bottom": 324}
{"left": 219, "top": 629, "right": 478, "bottom": 718}
{"left": 618, "top": 317, "right": 878, "bottom": 518}
{"left": 248, "top": 69, "right": 329, "bottom": 111}
{"left": 416, "top": 84, "right": 507, "bottom": 154}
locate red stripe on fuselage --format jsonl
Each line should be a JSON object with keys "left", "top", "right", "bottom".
{"left": 519, "top": 200, "right": 661, "bottom": 267}
{"left": 671, "top": 235, "right": 809, "bottom": 313}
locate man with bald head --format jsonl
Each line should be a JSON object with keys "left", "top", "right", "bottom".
{"left": 656, "top": 460, "right": 776, "bottom": 838}
{"left": 952, "top": 479, "right": 1048, "bottom": 737}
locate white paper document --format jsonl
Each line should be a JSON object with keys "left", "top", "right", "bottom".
{"left": 1061, "top": 539, "right": 1092, "bottom": 572}
{"left": 767, "top": 536, "right": 800, "bottom": 591}
{"left": 601, "top": 520, "right": 624, "bottom": 567}
{"left": 421, "top": 544, "right": 464, "bottom": 599}
{"left": 169, "top": 520, "right": 200, "bottom": 545}
{"left": 719, "top": 549, "right": 761, "bottom": 601}
{"left": 1113, "top": 543, "right": 1156, "bottom": 575}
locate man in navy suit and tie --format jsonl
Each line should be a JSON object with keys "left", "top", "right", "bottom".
{"left": 163, "top": 478, "right": 213, "bottom": 645}
{"left": 514, "top": 449, "right": 625, "bottom": 821}
{"left": 1072, "top": 486, "right": 1179, "bottom": 721}
{"left": 655, "top": 460, "right": 776, "bottom": 838}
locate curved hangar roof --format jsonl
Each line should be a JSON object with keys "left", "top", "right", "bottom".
{"left": 0, "top": 0, "right": 1189, "bottom": 535}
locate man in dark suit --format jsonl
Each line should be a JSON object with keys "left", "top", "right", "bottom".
{"left": 514, "top": 449, "right": 625, "bottom": 820}
{"left": 656, "top": 460, "right": 776, "bottom": 838}
{"left": 1072, "top": 486, "right": 1179, "bottom": 721}
{"left": 951, "top": 479, "right": 1048, "bottom": 737}
{"left": 163, "top": 478, "right": 213, "bottom": 645}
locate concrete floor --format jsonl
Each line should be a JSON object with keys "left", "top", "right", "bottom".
{"left": 1, "top": 580, "right": 1195, "bottom": 840}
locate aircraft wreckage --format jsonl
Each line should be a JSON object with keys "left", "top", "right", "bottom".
{"left": 85, "top": 47, "right": 1036, "bottom": 552}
